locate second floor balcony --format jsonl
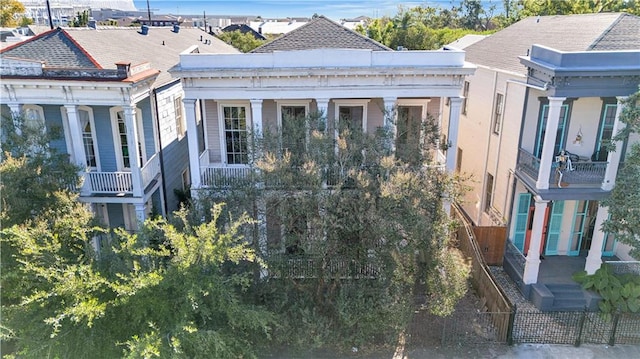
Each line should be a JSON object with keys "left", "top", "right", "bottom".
{"left": 79, "top": 153, "right": 161, "bottom": 196}
{"left": 515, "top": 148, "right": 614, "bottom": 199}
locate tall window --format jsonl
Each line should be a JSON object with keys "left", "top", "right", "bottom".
{"left": 462, "top": 81, "right": 470, "bottom": 115}
{"left": 112, "top": 108, "right": 145, "bottom": 170}
{"left": 493, "top": 93, "right": 504, "bottom": 134}
{"left": 484, "top": 173, "right": 494, "bottom": 213}
{"left": 79, "top": 108, "right": 97, "bottom": 169}
{"left": 593, "top": 103, "right": 617, "bottom": 162}
{"left": 396, "top": 105, "right": 422, "bottom": 164}
{"left": 223, "top": 106, "right": 248, "bottom": 164}
{"left": 338, "top": 105, "right": 364, "bottom": 133}
{"left": 281, "top": 105, "right": 307, "bottom": 165}
{"left": 174, "top": 96, "right": 185, "bottom": 138}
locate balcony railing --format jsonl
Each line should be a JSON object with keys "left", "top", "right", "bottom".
{"left": 82, "top": 154, "right": 161, "bottom": 195}
{"left": 517, "top": 148, "right": 607, "bottom": 188}
{"left": 201, "top": 166, "right": 254, "bottom": 188}
{"left": 268, "top": 254, "right": 380, "bottom": 279}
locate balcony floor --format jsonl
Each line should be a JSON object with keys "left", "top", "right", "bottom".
{"left": 514, "top": 171, "right": 611, "bottom": 201}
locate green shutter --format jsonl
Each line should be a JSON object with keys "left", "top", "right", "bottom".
{"left": 545, "top": 201, "right": 565, "bottom": 255}
{"left": 513, "top": 193, "right": 531, "bottom": 252}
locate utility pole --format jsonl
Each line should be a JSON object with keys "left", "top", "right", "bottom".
{"left": 46, "top": 0, "right": 53, "bottom": 29}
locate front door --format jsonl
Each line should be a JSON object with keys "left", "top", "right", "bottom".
{"left": 568, "top": 200, "right": 598, "bottom": 256}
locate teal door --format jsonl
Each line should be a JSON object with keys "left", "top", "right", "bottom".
{"left": 534, "top": 104, "right": 569, "bottom": 158}
{"left": 544, "top": 201, "right": 564, "bottom": 255}
{"left": 513, "top": 193, "right": 532, "bottom": 252}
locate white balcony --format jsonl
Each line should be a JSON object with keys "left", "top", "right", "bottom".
{"left": 81, "top": 153, "right": 160, "bottom": 196}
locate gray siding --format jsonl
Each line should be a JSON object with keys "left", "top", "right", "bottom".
{"left": 161, "top": 133, "right": 190, "bottom": 213}
{"left": 205, "top": 100, "right": 221, "bottom": 163}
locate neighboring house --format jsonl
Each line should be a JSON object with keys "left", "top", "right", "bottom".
{"left": 136, "top": 16, "right": 182, "bottom": 27}
{"left": 440, "top": 13, "right": 640, "bottom": 309}
{"left": 221, "top": 24, "right": 266, "bottom": 40}
{"left": 248, "top": 18, "right": 308, "bottom": 35}
{"left": 340, "top": 16, "right": 370, "bottom": 31}
{"left": 1, "top": 26, "right": 238, "bottom": 231}
{"left": 171, "top": 16, "right": 475, "bottom": 254}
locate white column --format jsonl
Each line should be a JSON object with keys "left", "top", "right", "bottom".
{"left": 585, "top": 206, "right": 609, "bottom": 274}
{"left": 523, "top": 197, "right": 548, "bottom": 284}
{"left": 536, "top": 97, "right": 566, "bottom": 190}
{"left": 7, "top": 103, "right": 21, "bottom": 116}
{"left": 250, "top": 99, "right": 263, "bottom": 164}
{"left": 134, "top": 202, "right": 146, "bottom": 228}
{"left": 445, "top": 97, "right": 463, "bottom": 173}
{"left": 123, "top": 105, "right": 143, "bottom": 197}
{"left": 7, "top": 103, "right": 22, "bottom": 135}
{"left": 601, "top": 96, "right": 627, "bottom": 191}
{"left": 383, "top": 97, "right": 397, "bottom": 152}
{"left": 64, "top": 105, "right": 87, "bottom": 168}
{"left": 419, "top": 99, "right": 432, "bottom": 158}
{"left": 316, "top": 98, "right": 329, "bottom": 131}
{"left": 183, "top": 99, "right": 201, "bottom": 190}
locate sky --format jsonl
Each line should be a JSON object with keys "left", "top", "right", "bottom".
{"left": 134, "top": 1, "right": 504, "bottom": 20}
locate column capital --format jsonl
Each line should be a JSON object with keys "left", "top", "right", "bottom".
{"left": 616, "top": 95, "right": 628, "bottom": 103}
{"left": 250, "top": 98, "right": 264, "bottom": 106}
{"left": 449, "top": 96, "right": 463, "bottom": 105}
{"left": 182, "top": 98, "right": 197, "bottom": 106}
{"left": 547, "top": 96, "right": 567, "bottom": 103}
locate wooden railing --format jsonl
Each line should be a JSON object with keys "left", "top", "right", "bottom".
{"left": 82, "top": 155, "right": 160, "bottom": 195}
{"left": 86, "top": 171, "right": 133, "bottom": 193}
{"left": 141, "top": 153, "right": 160, "bottom": 188}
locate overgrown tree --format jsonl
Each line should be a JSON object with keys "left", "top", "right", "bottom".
{"left": 0, "top": 0, "right": 28, "bottom": 27}
{"left": 1, "top": 113, "right": 274, "bottom": 358}
{"left": 199, "top": 109, "right": 470, "bottom": 353}
{"left": 216, "top": 30, "right": 265, "bottom": 53}
{"left": 602, "top": 89, "right": 640, "bottom": 258}
{"left": 71, "top": 10, "right": 90, "bottom": 27}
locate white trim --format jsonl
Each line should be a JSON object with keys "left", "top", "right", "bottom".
{"left": 61, "top": 106, "right": 101, "bottom": 171}
{"left": 110, "top": 106, "right": 145, "bottom": 171}
{"left": 275, "top": 100, "right": 311, "bottom": 130}
{"left": 217, "top": 101, "right": 252, "bottom": 166}
{"left": 333, "top": 99, "right": 370, "bottom": 131}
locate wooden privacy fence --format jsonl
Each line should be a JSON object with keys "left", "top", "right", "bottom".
{"left": 473, "top": 226, "right": 507, "bottom": 265}
{"left": 452, "top": 204, "right": 514, "bottom": 342}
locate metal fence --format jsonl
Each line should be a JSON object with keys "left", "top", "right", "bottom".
{"left": 512, "top": 310, "right": 640, "bottom": 346}
{"left": 410, "top": 309, "right": 640, "bottom": 347}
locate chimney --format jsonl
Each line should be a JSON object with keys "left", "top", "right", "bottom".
{"left": 173, "top": 24, "right": 180, "bottom": 33}
{"left": 115, "top": 62, "right": 131, "bottom": 78}
{"left": 141, "top": 24, "right": 149, "bottom": 35}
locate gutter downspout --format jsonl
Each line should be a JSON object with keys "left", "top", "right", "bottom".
{"left": 152, "top": 87, "right": 169, "bottom": 216}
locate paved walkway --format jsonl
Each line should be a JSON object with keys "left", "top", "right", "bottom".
{"left": 403, "top": 343, "right": 640, "bottom": 358}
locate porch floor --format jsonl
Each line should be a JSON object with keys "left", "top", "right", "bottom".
{"left": 537, "top": 254, "right": 618, "bottom": 285}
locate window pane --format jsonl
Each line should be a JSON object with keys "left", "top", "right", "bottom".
{"left": 223, "top": 106, "right": 248, "bottom": 164}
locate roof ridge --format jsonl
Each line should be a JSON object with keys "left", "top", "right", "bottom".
{"left": 250, "top": 15, "right": 390, "bottom": 53}
{"left": 587, "top": 13, "right": 626, "bottom": 50}
{"left": 1, "top": 27, "right": 103, "bottom": 69}
{"left": 59, "top": 28, "right": 103, "bottom": 68}
{"left": 0, "top": 27, "right": 57, "bottom": 53}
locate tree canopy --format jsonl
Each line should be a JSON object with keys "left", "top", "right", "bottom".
{"left": 198, "top": 108, "right": 470, "bottom": 352}
{"left": 0, "top": 0, "right": 29, "bottom": 27}
{"left": 602, "top": 89, "right": 640, "bottom": 258}
{"left": 216, "top": 30, "right": 265, "bottom": 53}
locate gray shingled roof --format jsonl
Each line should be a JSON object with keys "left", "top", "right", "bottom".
{"left": 1, "top": 28, "right": 100, "bottom": 68}
{"left": 589, "top": 13, "right": 640, "bottom": 50}
{"left": 65, "top": 27, "right": 239, "bottom": 85}
{"left": 464, "top": 13, "right": 640, "bottom": 75}
{"left": 251, "top": 16, "right": 391, "bottom": 53}
{"left": 2, "top": 27, "right": 239, "bottom": 86}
